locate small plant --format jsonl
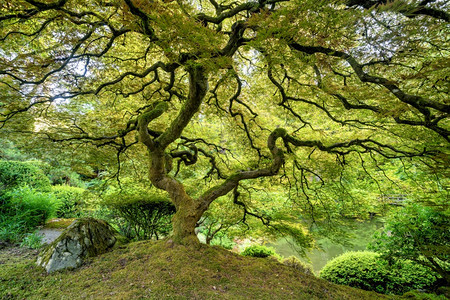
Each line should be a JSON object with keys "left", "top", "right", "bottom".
{"left": 0, "top": 188, "right": 59, "bottom": 243}
{"left": 241, "top": 245, "right": 276, "bottom": 258}
{"left": 20, "top": 231, "right": 44, "bottom": 249}
{"left": 210, "top": 233, "right": 235, "bottom": 250}
{"left": 0, "top": 215, "right": 27, "bottom": 243}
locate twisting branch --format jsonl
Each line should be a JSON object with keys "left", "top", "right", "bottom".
{"left": 198, "top": 127, "right": 286, "bottom": 208}
{"left": 233, "top": 185, "right": 271, "bottom": 227}
{"left": 345, "top": 0, "right": 449, "bottom": 22}
{"left": 123, "top": 0, "right": 158, "bottom": 40}
{"left": 288, "top": 42, "right": 450, "bottom": 141}
{"left": 137, "top": 101, "right": 169, "bottom": 150}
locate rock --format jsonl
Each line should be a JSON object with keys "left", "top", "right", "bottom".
{"left": 36, "top": 218, "right": 117, "bottom": 273}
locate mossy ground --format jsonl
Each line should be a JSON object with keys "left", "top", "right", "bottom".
{"left": 0, "top": 240, "right": 401, "bottom": 299}
{"left": 43, "top": 218, "right": 76, "bottom": 229}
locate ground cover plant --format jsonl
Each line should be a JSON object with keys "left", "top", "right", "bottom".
{"left": 101, "top": 185, "right": 176, "bottom": 240}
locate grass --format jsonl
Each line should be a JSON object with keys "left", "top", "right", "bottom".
{"left": 0, "top": 239, "right": 404, "bottom": 299}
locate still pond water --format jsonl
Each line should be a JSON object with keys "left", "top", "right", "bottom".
{"left": 270, "top": 218, "right": 384, "bottom": 274}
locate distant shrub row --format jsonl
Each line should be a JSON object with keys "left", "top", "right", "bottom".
{"left": 0, "top": 160, "right": 177, "bottom": 245}
{"left": 0, "top": 160, "right": 87, "bottom": 244}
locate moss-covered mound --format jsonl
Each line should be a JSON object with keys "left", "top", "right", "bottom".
{"left": 1, "top": 239, "right": 397, "bottom": 299}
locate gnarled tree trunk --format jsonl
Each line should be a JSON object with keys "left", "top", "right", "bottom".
{"left": 137, "top": 63, "right": 288, "bottom": 245}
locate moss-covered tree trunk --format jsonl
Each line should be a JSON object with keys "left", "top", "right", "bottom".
{"left": 137, "top": 65, "right": 209, "bottom": 244}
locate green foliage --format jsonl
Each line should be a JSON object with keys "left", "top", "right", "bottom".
{"left": 0, "top": 140, "right": 27, "bottom": 161}
{"left": 319, "top": 251, "right": 438, "bottom": 295}
{"left": 0, "top": 160, "right": 51, "bottom": 192}
{"left": 393, "top": 260, "right": 439, "bottom": 294}
{"left": 6, "top": 188, "right": 59, "bottom": 226}
{"left": 320, "top": 251, "right": 388, "bottom": 293}
{"left": 209, "top": 232, "right": 235, "bottom": 250}
{"left": 101, "top": 185, "right": 175, "bottom": 240}
{"left": 282, "top": 256, "right": 314, "bottom": 275}
{"left": 369, "top": 202, "right": 449, "bottom": 284}
{"left": 0, "top": 214, "right": 27, "bottom": 243}
{"left": 45, "top": 162, "right": 87, "bottom": 188}
{"left": 19, "top": 231, "right": 44, "bottom": 249}
{"left": 241, "top": 245, "right": 277, "bottom": 258}
{"left": 0, "top": 188, "right": 59, "bottom": 243}
{"left": 51, "top": 185, "right": 86, "bottom": 218}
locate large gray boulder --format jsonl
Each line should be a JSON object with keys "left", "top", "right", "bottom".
{"left": 37, "top": 218, "right": 117, "bottom": 273}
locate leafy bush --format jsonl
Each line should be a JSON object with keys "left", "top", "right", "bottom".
{"left": 369, "top": 202, "right": 449, "bottom": 285}
{"left": 7, "top": 188, "right": 59, "bottom": 227}
{"left": 241, "top": 245, "right": 276, "bottom": 258}
{"left": 393, "top": 259, "right": 439, "bottom": 294}
{"left": 210, "top": 233, "right": 235, "bottom": 250}
{"left": 102, "top": 187, "right": 175, "bottom": 240}
{"left": 282, "top": 256, "right": 314, "bottom": 275}
{"left": 51, "top": 185, "right": 86, "bottom": 218}
{"left": 0, "top": 214, "right": 27, "bottom": 243}
{"left": 319, "top": 251, "right": 438, "bottom": 295}
{"left": 320, "top": 251, "right": 388, "bottom": 293}
{"left": 0, "top": 160, "right": 51, "bottom": 192}
{"left": 0, "top": 188, "right": 60, "bottom": 243}
{"left": 20, "top": 231, "right": 44, "bottom": 249}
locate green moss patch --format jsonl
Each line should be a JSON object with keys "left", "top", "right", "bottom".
{"left": 1, "top": 241, "right": 392, "bottom": 299}
{"left": 44, "top": 218, "right": 76, "bottom": 229}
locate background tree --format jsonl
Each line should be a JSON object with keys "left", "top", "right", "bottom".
{"left": 370, "top": 202, "right": 449, "bottom": 285}
{"left": 0, "top": 0, "right": 448, "bottom": 245}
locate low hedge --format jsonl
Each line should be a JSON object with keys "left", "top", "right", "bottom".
{"left": 319, "top": 251, "right": 438, "bottom": 295}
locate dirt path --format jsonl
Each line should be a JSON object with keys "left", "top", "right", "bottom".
{"left": 37, "top": 228, "right": 64, "bottom": 244}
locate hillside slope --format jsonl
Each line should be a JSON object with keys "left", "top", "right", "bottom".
{"left": 0, "top": 240, "right": 393, "bottom": 299}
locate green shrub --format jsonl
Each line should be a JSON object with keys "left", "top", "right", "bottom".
{"left": 210, "top": 233, "right": 235, "bottom": 250}
{"left": 5, "top": 188, "right": 59, "bottom": 227}
{"left": 0, "top": 214, "right": 27, "bottom": 243}
{"left": 319, "top": 251, "right": 438, "bottom": 295}
{"left": 282, "top": 256, "right": 314, "bottom": 275}
{"left": 20, "top": 231, "right": 44, "bottom": 249}
{"left": 102, "top": 187, "right": 175, "bottom": 240}
{"left": 392, "top": 259, "right": 438, "bottom": 294}
{"left": 0, "top": 160, "right": 51, "bottom": 192}
{"left": 370, "top": 202, "right": 449, "bottom": 285}
{"left": 241, "top": 245, "right": 276, "bottom": 258}
{"left": 320, "top": 251, "right": 388, "bottom": 293}
{"left": 51, "top": 185, "right": 86, "bottom": 218}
